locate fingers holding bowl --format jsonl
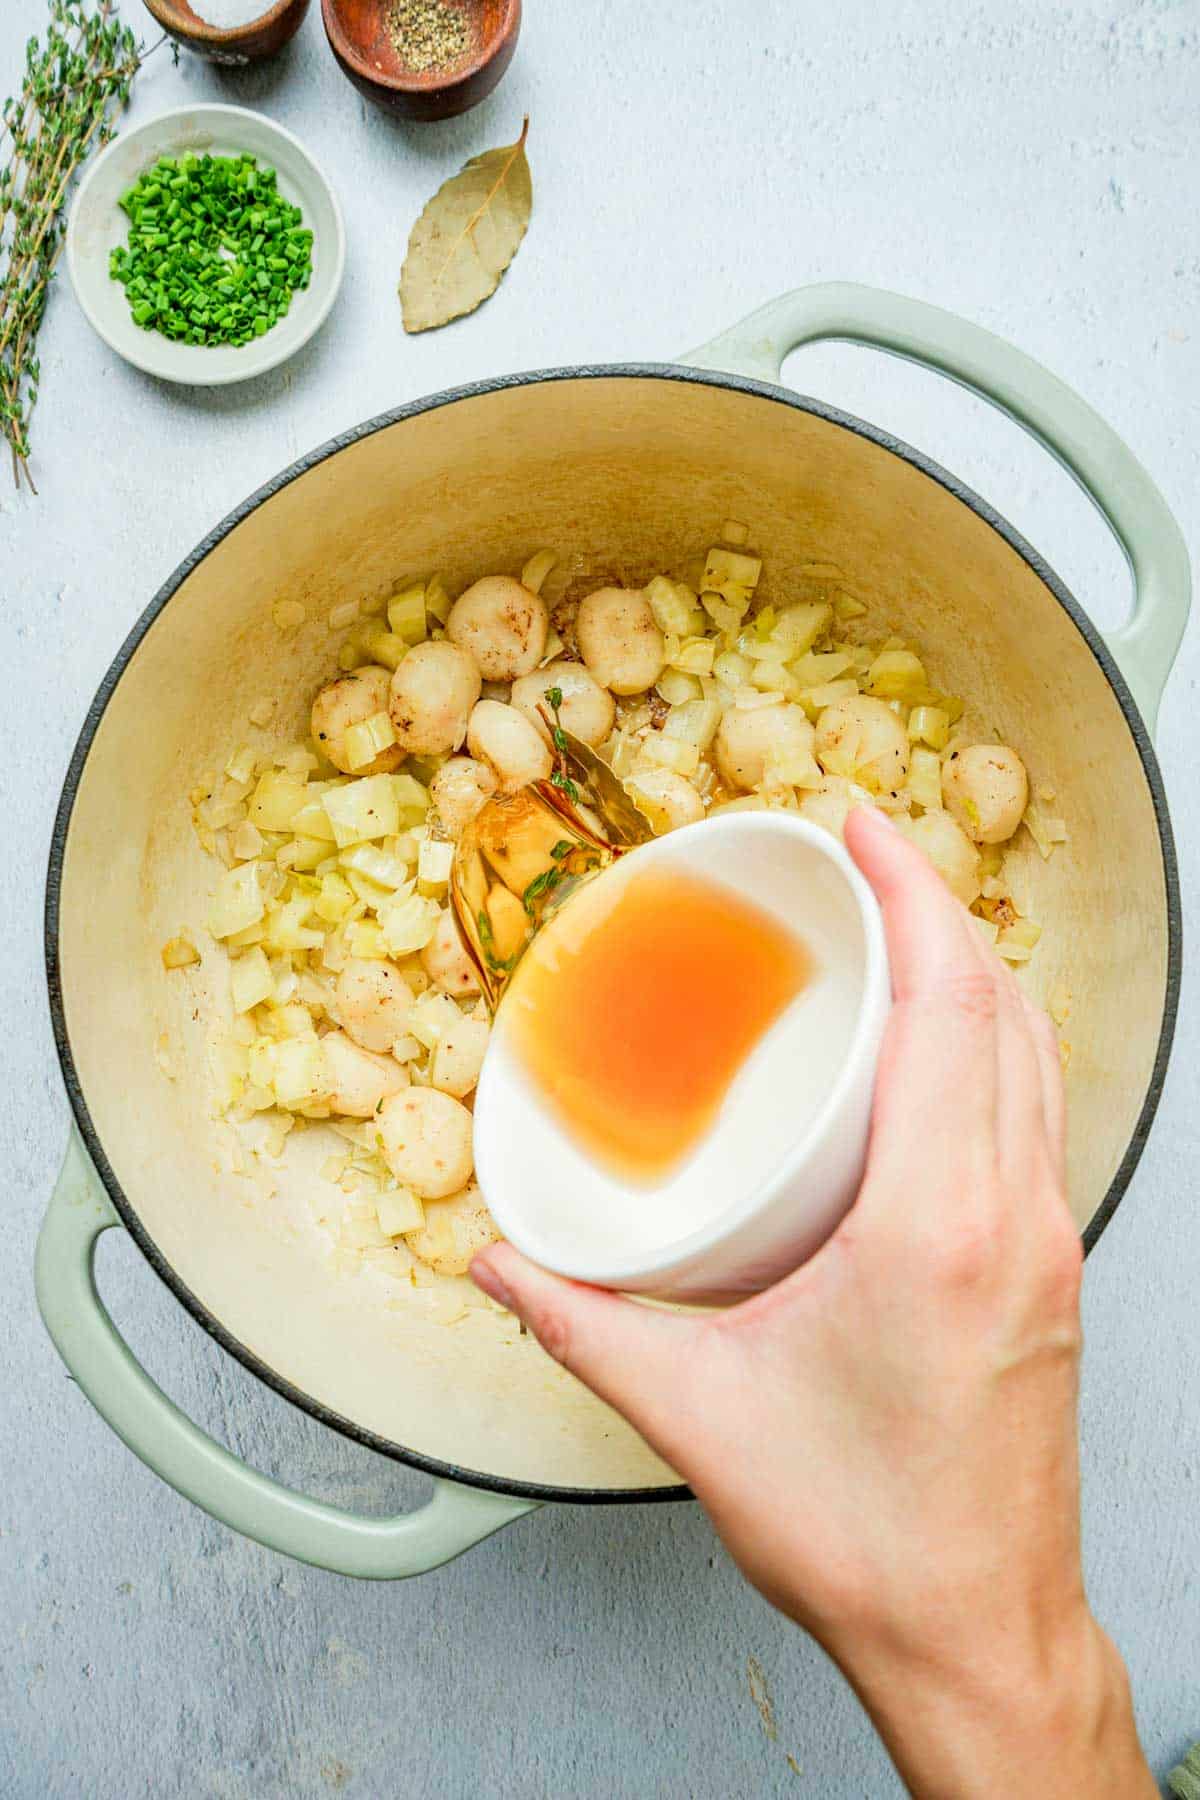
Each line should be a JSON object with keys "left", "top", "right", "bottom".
{"left": 845, "top": 807, "right": 1065, "bottom": 1238}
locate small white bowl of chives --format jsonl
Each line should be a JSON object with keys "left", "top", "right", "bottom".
{"left": 68, "top": 103, "right": 344, "bottom": 387}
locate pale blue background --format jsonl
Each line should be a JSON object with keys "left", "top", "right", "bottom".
{"left": 3, "top": 2, "right": 1199, "bottom": 1793}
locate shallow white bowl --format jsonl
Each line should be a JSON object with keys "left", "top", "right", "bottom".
{"left": 67, "top": 103, "right": 344, "bottom": 387}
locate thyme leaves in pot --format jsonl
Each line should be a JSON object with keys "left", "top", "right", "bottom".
{"left": 1, "top": 0, "right": 146, "bottom": 492}
{"left": 539, "top": 686, "right": 581, "bottom": 803}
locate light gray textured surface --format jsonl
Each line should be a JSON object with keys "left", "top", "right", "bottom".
{"left": 3, "top": 1, "right": 1199, "bottom": 1794}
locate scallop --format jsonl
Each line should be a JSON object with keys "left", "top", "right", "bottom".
{"left": 404, "top": 1182, "right": 501, "bottom": 1277}
{"left": 389, "top": 640, "right": 481, "bottom": 757}
{"left": 899, "top": 811, "right": 982, "bottom": 907}
{"left": 715, "top": 703, "right": 814, "bottom": 792}
{"left": 510, "top": 660, "right": 616, "bottom": 748}
{"left": 798, "top": 778, "right": 873, "bottom": 842}
{"left": 321, "top": 1030, "right": 408, "bottom": 1119}
{"left": 311, "top": 667, "right": 404, "bottom": 776}
{"left": 377, "top": 1087, "right": 474, "bottom": 1199}
{"left": 626, "top": 766, "right": 705, "bottom": 833}
{"left": 335, "top": 958, "right": 414, "bottom": 1054}
{"left": 421, "top": 909, "right": 481, "bottom": 998}
{"left": 814, "top": 695, "right": 910, "bottom": 794}
{"left": 430, "top": 1013, "right": 490, "bottom": 1099}
{"left": 428, "top": 756, "right": 498, "bottom": 839}
{"left": 466, "top": 699, "right": 554, "bottom": 793}
{"left": 576, "top": 587, "right": 665, "bottom": 695}
{"left": 446, "top": 576, "right": 548, "bottom": 680}
{"left": 942, "top": 744, "right": 1029, "bottom": 844}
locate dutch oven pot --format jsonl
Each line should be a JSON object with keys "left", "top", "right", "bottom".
{"left": 38, "top": 285, "right": 1188, "bottom": 1577}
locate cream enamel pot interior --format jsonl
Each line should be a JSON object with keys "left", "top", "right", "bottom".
{"left": 38, "top": 285, "right": 1187, "bottom": 1578}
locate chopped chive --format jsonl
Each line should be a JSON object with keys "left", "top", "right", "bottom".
{"left": 107, "top": 151, "right": 312, "bottom": 351}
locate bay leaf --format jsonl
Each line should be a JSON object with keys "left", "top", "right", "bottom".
{"left": 400, "top": 118, "right": 532, "bottom": 334}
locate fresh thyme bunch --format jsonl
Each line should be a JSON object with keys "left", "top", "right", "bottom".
{"left": 1, "top": 1, "right": 143, "bottom": 491}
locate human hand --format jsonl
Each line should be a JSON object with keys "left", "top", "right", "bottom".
{"left": 471, "top": 807, "right": 1152, "bottom": 1798}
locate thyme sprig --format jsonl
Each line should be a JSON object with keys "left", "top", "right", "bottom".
{"left": 538, "top": 685, "right": 581, "bottom": 803}
{"left": 1, "top": 1, "right": 146, "bottom": 491}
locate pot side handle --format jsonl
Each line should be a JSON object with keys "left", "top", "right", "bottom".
{"left": 682, "top": 283, "right": 1190, "bottom": 736}
{"left": 36, "top": 1133, "right": 537, "bottom": 1578}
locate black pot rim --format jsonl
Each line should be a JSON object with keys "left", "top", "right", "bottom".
{"left": 44, "top": 362, "right": 1183, "bottom": 1508}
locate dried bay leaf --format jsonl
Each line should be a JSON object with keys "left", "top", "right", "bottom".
{"left": 400, "top": 119, "right": 532, "bottom": 334}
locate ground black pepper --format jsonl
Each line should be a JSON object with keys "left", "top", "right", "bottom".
{"left": 385, "top": 0, "right": 474, "bottom": 73}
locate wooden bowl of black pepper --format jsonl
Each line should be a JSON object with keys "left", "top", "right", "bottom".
{"left": 321, "top": 0, "right": 520, "bottom": 121}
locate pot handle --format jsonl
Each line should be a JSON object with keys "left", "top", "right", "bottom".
{"left": 36, "top": 1134, "right": 537, "bottom": 1578}
{"left": 682, "top": 282, "right": 1190, "bottom": 736}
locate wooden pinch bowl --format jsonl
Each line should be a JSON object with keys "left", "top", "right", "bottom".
{"left": 141, "top": 0, "right": 311, "bottom": 64}
{"left": 321, "top": 0, "right": 520, "bottom": 121}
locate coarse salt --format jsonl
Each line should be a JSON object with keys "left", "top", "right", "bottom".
{"left": 190, "top": 0, "right": 271, "bottom": 27}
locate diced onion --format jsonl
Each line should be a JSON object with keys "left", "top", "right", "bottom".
{"left": 424, "top": 576, "right": 453, "bottom": 624}
{"left": 323, "top": 774, "right": 401, "bottom": 848}
{"left": 664, "top": 697, "right": 721, "bottom": 751}
{"left": 387, "top": 583, "right": 428, "bottom": 645}
{"left": 417, "top": 837, "right": 454, "bottom": 890}
{"left": 908, "top": 746, "right": 943, "bottom": 811}
{"left": 230, "top": 820, "right": 265, "bottom": 861}
{"left": 750, "top": 662, "right": 800, "bottom": 698}
{"left": 347, "top": 921, "right": 390, "bottom": 959}
{"left": 272, "top": 601, "right": 306, "bottom": 634}
{"left": 656, "top": 668, "right": 702, "bottom": 706}
{"left": 349, "top": 624, "right": 407, "bottom": 672}
{"left": 248, "top": 771, "right": 310, "bottom": 833}
{"left": 713, "top": 649, "right": 752, "bottom": 687}
{"left": 208, "top": 862, "right": 268, "bottom": 940}
{"left": 377, "top": 891, "right": 441, "bottom": 956}
{"left": 789, "top": 649, "right": 853, "bottom": 687}
{"left": 377, "top": 1187, "right": 425, "bottom": 1237}
{"left": 865, "top": 649, "right": 927, "bottom": 703}
{"left": 800, "top": 678, "right": 859, "bottom": 712}
{"left": 771, "top": 603, "right": 832, "bottom": 656}
{"left": 1022, "top": 805, "right": 1067, "bottom": 859}
{"left": 341, "top": 843, "right": 412, "bottom": 890}
{"left": 702, "top": 546, "right": 762, "bottom": 598}
{"left": 638, "top": 735, "right": 700, "bottom": 777}
{"left": 230, "top": 946, "right": 273, "bottom": 1012}
{"left": 409, "top": 990, "right": 462, "bottom": 1049}
{"left": 671, "top": 636, "right": 715, "bottom": 677}
{"left": 908, "top": 705, "right": 950, "bottom": 750}
{"left": 645, "top": 576, "right": 699, "bottom": 639}
{"left": 391, "top": 773, "right": 430, "bottom": 817}
{"left": 161, "top": 933, "right": 200, "bottom": 969}
{"left": 520, "top": 549, "right": 557, "bottom": 594}
{"left": 764, "top": 747, "right": 822, "bottom": 790}
{"left": 731, "top": 687, "right": 785, "bottom": 712}
{"left": 225, "top": 744, "right": 257, "bottom": 784}
{"left": 343, "top": 711, "right": 397, "bottom": 772}
{"left": 271, "top": 1037, "right": 329, "bottom": 1109}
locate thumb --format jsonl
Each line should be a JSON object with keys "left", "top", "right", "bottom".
{"left": 471, "top": 1242, "right": 701, "bottom": 1455}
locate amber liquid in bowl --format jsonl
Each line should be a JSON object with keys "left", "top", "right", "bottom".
{"left": 507, "top": 866, "right": 812, "bottom": 1182}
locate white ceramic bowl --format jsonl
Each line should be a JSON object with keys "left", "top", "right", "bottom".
{"left": 474, "top": 812, "right": 892, "bottom": 1302}
{"left": 67, "top": 104, "right": 344, "bottom": 387}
